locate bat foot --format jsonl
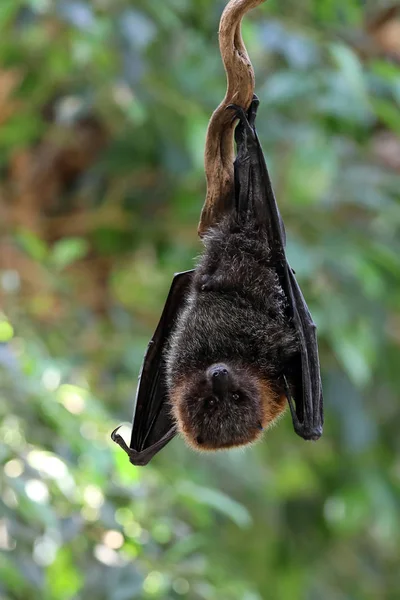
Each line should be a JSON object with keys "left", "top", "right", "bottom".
{"left": 226, "top": 95, "right": 259, "bottom": 129}
{"left": 226, "top": 104, "right": 257, "bottom": 152}
{"left": 111, "top": 426, "right": 143, "bottom": 463}
{"left": 226, "top": 103, "right": 248, "bottom": 124}
{"left": 111, "top": 426, "right": 132, "bottom": 455}
{"left": 247, "top": 94, "right": 259, "bottom": 128}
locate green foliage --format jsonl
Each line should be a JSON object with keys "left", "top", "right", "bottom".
{"left": 0, "top": 1, "right": 399, "bottom": 599}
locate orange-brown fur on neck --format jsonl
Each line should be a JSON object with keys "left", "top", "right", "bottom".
{"left": 258, "top": 378, "right": 287, "bottom": 429}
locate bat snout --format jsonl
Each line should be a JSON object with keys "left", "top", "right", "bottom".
{"left": 207, "top": 364, "right": 232, "bottom": 394}
{"left": 207, "top": 363, "right": 229, "bottom": 378}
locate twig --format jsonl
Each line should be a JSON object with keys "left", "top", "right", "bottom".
{"left": 198, "top": 0, "right": 266, "bottom": 236}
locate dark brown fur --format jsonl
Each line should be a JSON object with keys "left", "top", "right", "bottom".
{"left": 166, "top": 213, "right": 298, "bottom": 451}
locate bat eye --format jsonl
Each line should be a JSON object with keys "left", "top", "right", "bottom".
{"left": 232, "top": 393, "right": 240, "bottom": 401}
{"left": 205, "top": 397, "right": 215, "bottom": 408}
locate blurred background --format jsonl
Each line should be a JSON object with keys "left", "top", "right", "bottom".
{"left": 1, "top": 1, "right": 400, "bottom": 599}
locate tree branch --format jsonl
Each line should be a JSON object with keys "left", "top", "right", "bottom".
{"left": 198, "top": 0, "right": 266, "bottom": 236}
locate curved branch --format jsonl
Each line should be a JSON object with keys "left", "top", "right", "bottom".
{"left": 198, "top": 0, "right": 266, "bottom": 236}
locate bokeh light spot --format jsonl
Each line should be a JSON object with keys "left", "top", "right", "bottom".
{"left": 152, "top": 522, "right": 172, "bottom": 544}
{"left": 42, "top": 368, "right": 61, "bottom": 391}
{"left": 123, "top": 521, "right": 142, "bottom": 539}
{"left": 1, "top": 270, "right": 20, "bottom": 293}
{"left": 103, "top": 530, "right": 124, "bottom": 550}
{"left": 57, "top": 384, "right": 86, "bottom": 414}
{"left": 324, "top": 496, "right": 346, "bottom": 523}
{"left": 143, "top": 571, "right": 165, "bottom": 595}
{"left": 173, "top": 578, "right": 190, "bottom": 595}
{"left": 83, "top": 485, "right": 104, "bottom": 508}
{"left": 81, "top": 506, "right": 100, "bottom": 522}
{"left": 0, "top": 320, "right": 14, "bottom": 342}
{"left": 25, "top": 479, "right": 49, "bottom": 504}
{"left": 4, "top": 459, "right": 24, "bottom": 478}
{"left": 115, "top": 507, "right": 133, "bottom": 525}
{"left": 2, "top": 488, "right": 18, "bottom": 508}
{"left": 33, "top": 535, "right": 59, "bottom": 566}
{"left": 28, "top": 450, "right": 68, "bottom": 480}
{"left": 94, "top": 544, "right": 122, "bottom": 567}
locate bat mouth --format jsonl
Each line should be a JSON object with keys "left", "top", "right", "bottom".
{"left": 190, "top": 393, "right": 266, "bottom": 451}
{"left": 191, "top": 423, "right": 264, "bottom": 451}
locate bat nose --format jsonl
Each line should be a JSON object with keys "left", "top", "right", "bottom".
{"left": 207, "top": 364, "right": 231, "bottom": 394}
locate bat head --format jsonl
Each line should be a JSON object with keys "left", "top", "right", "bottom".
{"left": 169, "top": 362, "right": 286, "bottom": 452}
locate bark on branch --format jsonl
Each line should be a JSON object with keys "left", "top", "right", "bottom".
{"left": 198, "top": 0, "right": 266, "bottom": 236}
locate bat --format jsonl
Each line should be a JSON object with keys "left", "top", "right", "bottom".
{"left": 112, "top": 96, "right": 323, "bottom": 466}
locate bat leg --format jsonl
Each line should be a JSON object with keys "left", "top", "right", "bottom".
{"left": 227, "top": 104, "right": 258, "bottom": 154}
{"left": 227, "top": 105, "right": 251, "bottom": 129}
{"left": 228, "top": 103, "right": 267, "bottom": 222}
{"left": 230, "top": 109, "right": 252, "bottom": 216}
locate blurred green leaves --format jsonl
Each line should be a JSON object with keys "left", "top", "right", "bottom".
{"left": 50, "top": 238, "right": 90, "bottom": 271}
{"left": 179, "top": 482, "right": 252, "bottom": 529}
{"left": 47, "top": 547, "right": 83, "bottom": 600}
{"left": 0, "top": 317, "right": 14, "bottom": 342}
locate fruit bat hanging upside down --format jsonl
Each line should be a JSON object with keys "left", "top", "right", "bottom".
{"left": 112, "top": 96, "right": 323, "bottom": 465}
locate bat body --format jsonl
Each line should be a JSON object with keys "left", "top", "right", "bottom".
{"left": 166, "top": 213, "right": 298, "bottom": 451}
{"left": 112, "top": 97, "right": 323, "bottom": 466}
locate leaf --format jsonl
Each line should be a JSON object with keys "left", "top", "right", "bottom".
{"left": 0, "top": 0, "right": 22, "bottom": 26}
{"left": 46, "top": 547, "right": 83, "bottom": 600}
{"left": 329, "top": 43, "right": 370, "bottom": 109}
{"left": 0, "top": 113, "right": 44, "bottom": 151}
{"left": 179, "top": 482, "right": 252, "bottom": 529}
{"left": 56, "top": 1, "right": 95, "bottom": 31}
{"left": 370, "top": 98, "right": 400, "bottom": 136}
{"left": 15, "top": 230, "right": 48, "bottom": 262}
{"left": 50, "top": 238, "right": 89, "bottom": 270}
